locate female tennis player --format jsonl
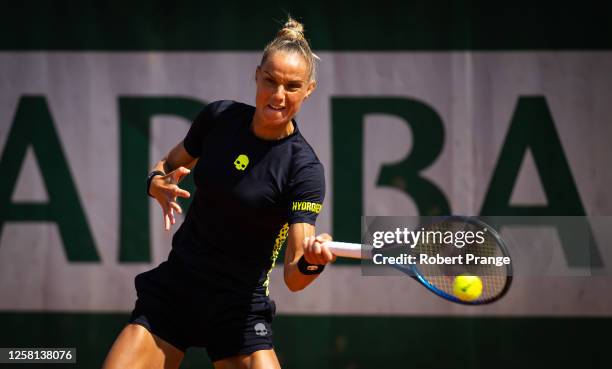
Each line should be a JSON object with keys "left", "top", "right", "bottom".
{"left": 102, "top": 17, "right": 333, "bottom": 369}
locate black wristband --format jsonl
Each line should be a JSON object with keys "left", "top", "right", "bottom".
{"left": 147, "top": 170, "right": 166, "bottom": 198}
{"left": 297, "top": 255, "right": 325, "bottom": 275}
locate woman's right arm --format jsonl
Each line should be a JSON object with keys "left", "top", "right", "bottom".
{"left": 148, "top": 141, "right": 197, "bottom": 230}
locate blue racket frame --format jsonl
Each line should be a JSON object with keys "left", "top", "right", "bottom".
{"left": 385, "top": 216, "right": 513, "bottom": 305}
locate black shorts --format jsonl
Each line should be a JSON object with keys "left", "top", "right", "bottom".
{"left": 129, "top": 260, "right": 276, "bottom": 362}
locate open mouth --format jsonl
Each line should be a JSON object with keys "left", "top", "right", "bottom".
{"left": 267, "top": 104, "right": 285, "bottom": 112}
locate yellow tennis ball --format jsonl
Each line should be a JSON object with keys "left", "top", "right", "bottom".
{"left": 453, "top": 275, "right": 483, "bottom": 301}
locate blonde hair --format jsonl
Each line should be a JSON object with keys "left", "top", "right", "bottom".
{"left": 261, "top": 16, "right": 319, "bottom": 82}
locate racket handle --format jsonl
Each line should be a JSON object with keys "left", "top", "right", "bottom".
{"left": 324, "top": 241, "right": 372, "bottom": 260}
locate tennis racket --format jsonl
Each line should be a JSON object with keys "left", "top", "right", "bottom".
{"left": 324, "top": 216, "right": 512, "bottom": 305}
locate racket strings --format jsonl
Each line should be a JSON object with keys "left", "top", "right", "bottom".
{"left": 411, "top": 219, "right": 509, "bottom": 302}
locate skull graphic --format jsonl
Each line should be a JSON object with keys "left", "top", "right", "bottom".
{"left": 233, "top": 154, "right": 249, "bottom": 171}
{"left": 254, "top": 323, "right": 268, "bottom": 336}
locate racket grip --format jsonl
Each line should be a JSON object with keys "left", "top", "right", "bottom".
{"left": 324, "top": 241, "right": 371, "bottom": 259}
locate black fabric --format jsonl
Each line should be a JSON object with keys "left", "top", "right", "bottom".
{"left": 173, "top": 100, "right": 325, "bottom": 295}
{"left": 128, "top": 100, "right": 325, "bottom": 358}
{"left": 129, "top": 260, "right": 276, "bottom": 360}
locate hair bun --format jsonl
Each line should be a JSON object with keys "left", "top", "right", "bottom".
{"left": 277, "top": 17, "right": 305, "bottom": 41}
{"left": 261, "top": 15, "right": 317, "bottom": 81}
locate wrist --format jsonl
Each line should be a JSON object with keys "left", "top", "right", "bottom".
{"left": 297, "top": 255, "right": 325, "bottom": 275}
{"left": 147, "top": 170, "right": 166, "bottom": 198}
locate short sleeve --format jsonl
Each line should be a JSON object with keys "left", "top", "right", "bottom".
{"left": 183, "top": 101, "right": 227, "bottom": 158}
{"left": 287, "top": 162, "right": 326, "bottom": 225}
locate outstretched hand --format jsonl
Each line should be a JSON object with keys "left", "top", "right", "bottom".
{"left": 149, "top": 167, "right": 191, "bottom": 230}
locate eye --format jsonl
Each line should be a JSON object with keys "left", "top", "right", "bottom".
{"left": 286, "top": 83, "right": 302, "bottom": 92}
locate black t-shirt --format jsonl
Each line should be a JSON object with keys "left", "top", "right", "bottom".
{"left": 169, "top": 100, "right": 325, "bottom": 296}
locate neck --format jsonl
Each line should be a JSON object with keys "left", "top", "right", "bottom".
{"left": 251, "top": 115, "right": 295, "bottom": 140}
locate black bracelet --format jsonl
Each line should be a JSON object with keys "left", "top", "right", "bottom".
{"left": 147, "top": 170, "right": 166, "bottom": 198}
{"left": 297, "top": 255, "right": 325, "bottom": 275}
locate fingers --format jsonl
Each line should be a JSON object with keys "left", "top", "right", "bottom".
{"left": 161, "top": 203, "right": 181, "bottom": 231}
{"left": 314, "top": 234, "right": 334, "bottom": 262}
{"left": 153, "top": 167, "right": 192, "bottom": 231}
{"left": 156, "top": 184, "right": 190, "bottom": 201}
{"left": 169, "top": 208, "right": 176, "bottom": 225}
{"left": 163, "top": 207, "right": 175, "bottom": 231}
{"left": 155, "top": 187, "right": 189, "bottom": 231}
{"left": 303, "top": 234, "right": 335, "bottom": 265}
{"left": 151, "top": 167, "right": 191, "bottom": 198}
{"left": 170, "top": 167, "right": 191, "bottom": 184}
{"left": 302, "top": 236, "right": 316, "bottom": 263}
{"left": 169, "top": 201, "right": 183, "bottom": 215}
{"left": 164, "top": 211, "right": 171, "bottom": 231}
{"left": 317, "top": 233, "right": 333, "bottom": 242}
{"left": 173, "top": 187, "right": 191, "bottom": 199}
{"left": 177, "top": 166, "right": 191, "bottom": 176}
{"left": 152, "top": 178, "right": 190, "bottom": 200}
{"left": 321, "top": 243, "right": 334, "bottom": 263}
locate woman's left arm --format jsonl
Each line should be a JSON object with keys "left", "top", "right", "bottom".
{"left": 283, "top": 222, "right": 334, "bottom": 292}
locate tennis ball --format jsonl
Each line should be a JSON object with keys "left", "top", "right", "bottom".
{"left": 452, "top": 275, "right": 483, "bottom": 302}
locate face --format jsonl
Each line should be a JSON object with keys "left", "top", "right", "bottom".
{"left": 254, "top": 51, "right": 315, "bottom": 128}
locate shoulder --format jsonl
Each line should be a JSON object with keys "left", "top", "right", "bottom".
{"left": 291, "top": 132, "right": 322, "bottom": 164}
{"left": 285, "top": 133, "right": 326, "bottom": 202}
{"left": 196, "top": 100, "right": 253, "bottom": 122}
{"left": 289, "top": 133, "right": 325, "bottom": 179}
{"left": 184, "top": 100, "right": 254, "bottom": 157}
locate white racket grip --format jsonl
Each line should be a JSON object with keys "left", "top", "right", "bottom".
{"left": 324, "top": 241, "right": 373, "bottom": 260}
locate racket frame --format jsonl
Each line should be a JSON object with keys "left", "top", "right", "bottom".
{"left": 326, "top": 216, "right": 513, "bottom": 305}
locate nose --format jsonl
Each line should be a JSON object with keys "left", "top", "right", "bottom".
{"left": 271, "top": 85, "right": 285, "bottom": 103}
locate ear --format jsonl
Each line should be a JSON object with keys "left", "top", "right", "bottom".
{"left": 255, "top": 65, "right": 261, "bottom": 82}
{"left": 305, "top": 80, "right": 316, "bottom": 99}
